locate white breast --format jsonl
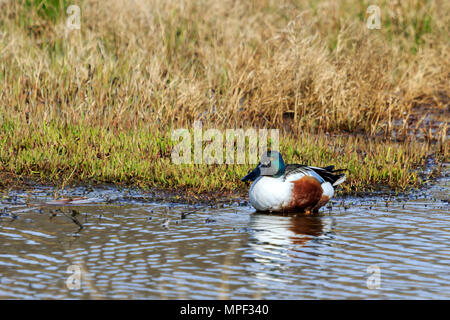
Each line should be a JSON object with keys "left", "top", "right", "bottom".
{"left": 248, "top": 176, "right": 294, "bottom": 211}
{"left": 248, "top": 173, "right": 335, "bottom": 212}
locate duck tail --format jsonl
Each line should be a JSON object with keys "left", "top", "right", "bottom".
{"left": 332, "top": 173, "right": 346, "bottom": 186}
{"left": 326, "top": 167, "right": 347, "bottom": 186}
{"left": 310, "top": 166, "right": 347, "bottom": 186}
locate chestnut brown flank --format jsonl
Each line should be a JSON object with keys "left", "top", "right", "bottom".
{"left": 283, "top": 176, "right": 323, "bottom": 213}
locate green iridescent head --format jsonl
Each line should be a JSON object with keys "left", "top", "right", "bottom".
{"left": 241, "top": 151, "right": 285, "bottom": 182}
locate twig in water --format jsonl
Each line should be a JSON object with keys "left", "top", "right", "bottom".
{"left": 180, "top": 199, "right": 232, "bottom": 219}
{"left": 62, "top": 209, "right": 84, "bottom": 232}
{"left": 180, "top": 206, "right": 206, "bottom": 219}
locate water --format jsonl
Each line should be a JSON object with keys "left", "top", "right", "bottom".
{"left": 0, "top": 177, "right": 448, "bottom": 299}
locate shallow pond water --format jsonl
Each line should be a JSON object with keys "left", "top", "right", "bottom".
{"left": 0, "top": 177, "right": 448, "bottom": 299}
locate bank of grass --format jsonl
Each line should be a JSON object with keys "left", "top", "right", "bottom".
{"left": 0, "top": 0, "right": 448, "bottom": 195}
{"left": 0, "top": 119, "right": 446, "bottom": 195}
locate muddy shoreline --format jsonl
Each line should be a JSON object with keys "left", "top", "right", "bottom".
{"left": 1, "top": 163, "right": 448, "bottom": 208}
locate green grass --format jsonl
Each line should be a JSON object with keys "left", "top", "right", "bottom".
{"left": 24, "top": 0, "right": 69, "bottom": 21}
{"left": 0, "top": 119, "right": 445, "bottom": 195}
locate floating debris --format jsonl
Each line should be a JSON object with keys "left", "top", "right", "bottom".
{"left": 45, "top": 197, "right": 101, "bottom": 205}
{"left": 45, "top": 197, "right": 89, "bottom": 205}
{"left": 205, "top": 218, "right": 216, "bottom": 224}
{"left": 161, "top": 219, "right": 170, "bottom": 228}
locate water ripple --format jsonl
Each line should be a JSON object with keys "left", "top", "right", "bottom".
{"left": 0, "top": 179, "right": 449, "bottom": 299}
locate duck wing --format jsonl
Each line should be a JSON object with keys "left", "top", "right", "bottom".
{"left": 284, "top": 164, "right": 346, "bottom": 186}
{"left": 283, "top": 164, "right": 325, "bottom": 183}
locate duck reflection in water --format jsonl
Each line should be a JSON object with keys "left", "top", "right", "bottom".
{"left": 249, "top": 213, "right": 334, "bottom": 249}
{"left": 244, "top": 213, "right": 335, "bottom": 289}
{"left": 288, "top": 215, "right": 326, "bottom": 245}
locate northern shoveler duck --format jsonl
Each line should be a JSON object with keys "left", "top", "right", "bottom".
{"left": 241, "top": 151, "right": 346, "bottom": 213}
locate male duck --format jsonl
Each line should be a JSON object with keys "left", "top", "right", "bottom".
{"left": 241, "top": 151, "right": 346, "bottom": 213}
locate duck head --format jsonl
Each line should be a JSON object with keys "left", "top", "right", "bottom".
{"left": 241, "top": 151, "right": 285, "bottom": 182}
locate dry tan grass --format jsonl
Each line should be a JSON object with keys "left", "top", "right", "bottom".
{"left": 0, "top": 0, "right": 448, "bottom": 133}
